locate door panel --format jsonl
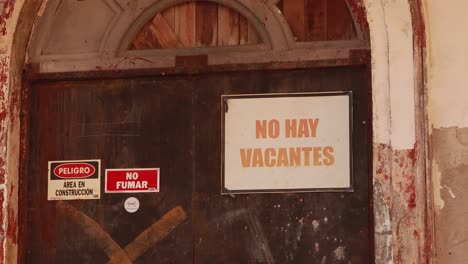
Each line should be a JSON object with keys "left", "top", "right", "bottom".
{"left": 25, "top": 78, "right": 194, "bottom": 263}
{"left": 193, "top": 67, "right": 371, "bottom": 264}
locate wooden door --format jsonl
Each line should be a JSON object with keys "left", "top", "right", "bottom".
{"left": 192, "top": 67, "right": 371, "bottom": 264}
{"left": 23, "top": 78, "right": 194, "bottom": 263}
{"left": 22, "top": 66, "right": 371, "bottom": 263}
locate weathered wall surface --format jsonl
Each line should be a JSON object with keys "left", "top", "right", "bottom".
{"left": 0, "top": 1, "right": 25, "bottom": 263}
{"left": 425, "top": 0, "right": 468, "bottom": 263}
{"left": 431, "top": 129, "right": 468, "bottom": 263}
{"left": 367, "top": 0, "right": 428, "bottom": 263}
{"left": 0, "top": 0, "right": 428, "bottom": 263}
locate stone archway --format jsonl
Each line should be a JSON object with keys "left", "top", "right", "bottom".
{"left": 0, "top": 0, "right": 430, "bottom": 263}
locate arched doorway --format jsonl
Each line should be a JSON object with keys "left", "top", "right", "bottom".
{"left": 20, "top": 1, "right": 372, "bottom": 263}
{"left": 0, "top": 0, "right": 432, "bottom": 264}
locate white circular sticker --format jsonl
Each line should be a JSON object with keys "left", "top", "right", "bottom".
{"left": 124, "top": 197, "right": 140, "bottom": 213}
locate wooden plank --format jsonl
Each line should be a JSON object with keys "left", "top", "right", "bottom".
{"left": 305, "top": 0, "right": 327, "bottom": 41}
{"left": 151, "top": 14, "right": 183, "bottom": 48}
{"left": 131, "top": 23, "right": 162, "bottom": 50}
{"left": 239, "top": 15, "right": 248, "bottom": 45}
{"left": 108, "top": 206, "right": 188, "bottom": 263}
{"left": 327, "top": 0, "right": 351, "bottom": 40}
{"left": 282, "top": 0, "right": 307, "bottom": 41}
{"left": 161, "top": 6, "right": 176, "bottom": 32}
{"left": 175, "top": 54, "right": 208, "bottom": 67}
{"left": 175, "top": 2, "right": 196, "bottom": 47}
{"left": 217, "top": 5, "right": 240, "bottom": 46}
{"left": 349, "top": 15, "right": 358, "bottom": 39}
{"left": 195, "top": 1, "right": 218, "bottom": 47}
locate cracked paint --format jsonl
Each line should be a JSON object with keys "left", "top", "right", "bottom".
{"left": 374, "top": 142, "right": 423, "bottom": 263}
{"left": 0, "top": 0, "right": 15, "bottom": 35}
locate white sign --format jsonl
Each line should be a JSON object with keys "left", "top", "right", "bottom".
{"left": 222, "top": 93, "right": 352, "bottom": 193}
{"left": 124, "top": 197, "right": 140, "bottom": 213}
{"left": 48, "top": 159, "right": 101, "bottom": 200}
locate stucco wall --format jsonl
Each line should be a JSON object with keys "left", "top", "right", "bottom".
{"left": 425, "top": 0, "right": 468, "bottom": 263}
{"left": 0, "top": 0, "right": 25, "bottom": 263}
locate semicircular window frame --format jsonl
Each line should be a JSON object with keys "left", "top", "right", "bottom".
{"left": 120, "top": 0, "right": 272, "bottom": 58}
{"left": 129, "top": 1, "right": 265, "bottom": 50}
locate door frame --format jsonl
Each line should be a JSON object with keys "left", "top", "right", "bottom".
{"left": 3, "top": 0, "right": 431, "bottom": 262}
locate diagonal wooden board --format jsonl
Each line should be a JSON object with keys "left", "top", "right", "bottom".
{"left": 56, "top": 201, "right": 187, "bottom": 263}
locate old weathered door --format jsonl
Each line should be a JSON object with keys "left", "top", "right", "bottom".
{"left": 193, "top": 66, "right": 371, "bottom": 263}
{"left": 22, "top": 66, "right": 371, "bottom": 263}
{"left": 23, "top": 78, "right": 194, "bottom": 263}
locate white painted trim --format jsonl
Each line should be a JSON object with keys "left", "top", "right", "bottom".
{"left": 365, "top": 0, "right": 391, "bottom": 146}
{"left": 384, "top": 0, "right": 416, "bottom": 150}
{"left": 365, "top": 0, "right": 416, "bottom": 150}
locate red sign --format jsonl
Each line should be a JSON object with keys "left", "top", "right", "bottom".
{"left": 105, "top": 168, "right": 159, "bottom": 193}
{"left": 53, "top": 163, "right": 96, "bottom": 179}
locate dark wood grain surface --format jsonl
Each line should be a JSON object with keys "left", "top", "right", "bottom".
{"left": 26, "top": 78, "right": 194, "bottom": 263}
{"left": 24, "top": 67, "right": 371, "bottom": 263}
{"left": 193, "top": 67, "right": 371, "bottom": 264}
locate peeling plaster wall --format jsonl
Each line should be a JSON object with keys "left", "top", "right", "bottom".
{"left": 431, "top": 128, "right": 468, "bottom": 263}
{"left": 366, "top": 0, "right": 423, "bottom": 263}
{"left": 0, "top": 0, "right": 427, "bottom": 263}
{"left": 425, "top": 0, "right": 468, "bottom": 263}
{"left": 0, "top": 1, "right": 25, "bottom": 263}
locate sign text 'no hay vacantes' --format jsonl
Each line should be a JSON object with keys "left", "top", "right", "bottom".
{"left": 222, "top": 92, "right": 353, "bottom": 194}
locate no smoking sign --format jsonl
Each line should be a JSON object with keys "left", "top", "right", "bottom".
{"left": 105, "top": 168, "right": 160, "bottom": 193}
